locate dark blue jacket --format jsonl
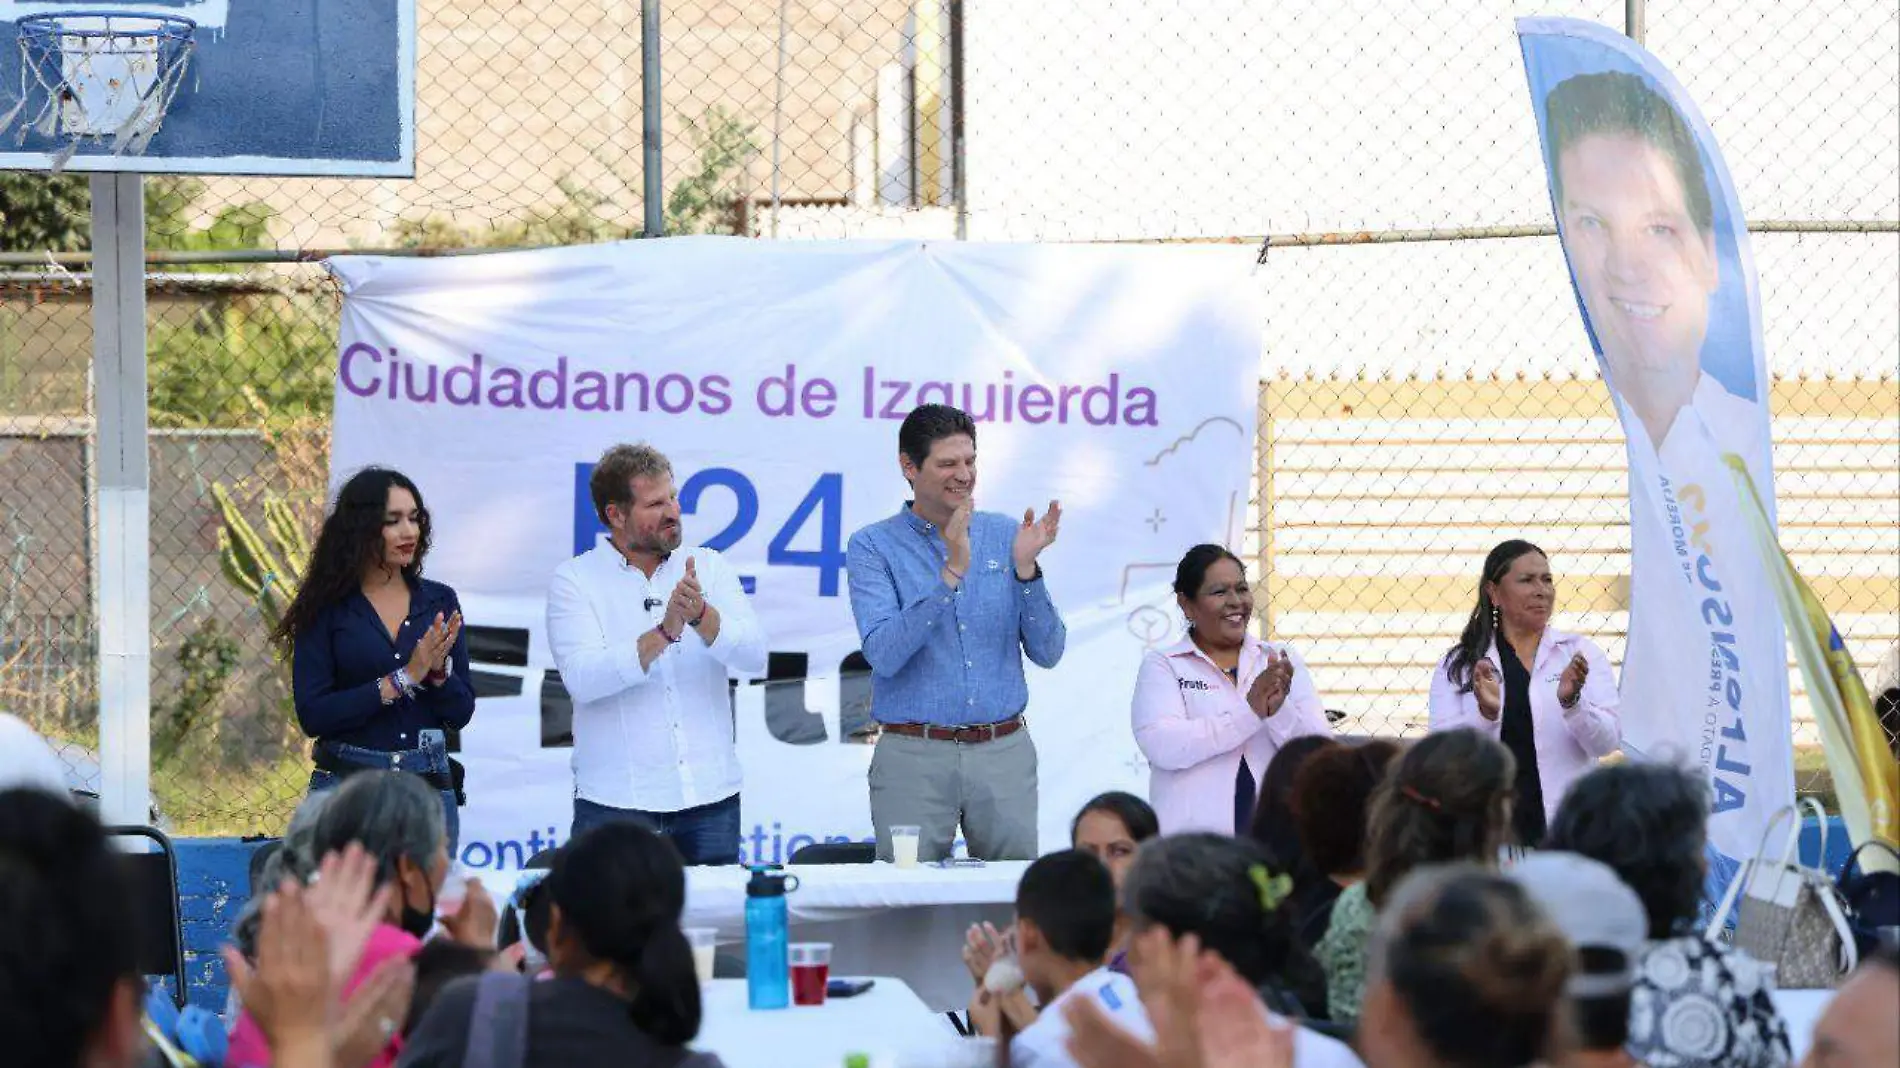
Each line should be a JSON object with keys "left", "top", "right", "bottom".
{"left": 291, "top": 576, "right": 475, "bottom": 752}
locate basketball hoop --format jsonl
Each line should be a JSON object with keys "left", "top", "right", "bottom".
{"left": 1, "top": 11, "right": 195, "bottom": 169}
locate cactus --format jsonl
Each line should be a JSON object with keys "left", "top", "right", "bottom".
{"left": 213, "top": 483, "right": 307, "bottom": 630}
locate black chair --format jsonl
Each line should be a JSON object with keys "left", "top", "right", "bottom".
{"left": 106, "top": 825, "right": 188, "bottom": 1009}
{"left": 787, "top": 841, "right": 876, "bottom": 865}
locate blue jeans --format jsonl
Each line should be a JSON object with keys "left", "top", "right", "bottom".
{"left": 572, "top": 793, "right": 741, "bottom": 866}
{"left": 308, "top": 769, "right": 461, "bottom": 862}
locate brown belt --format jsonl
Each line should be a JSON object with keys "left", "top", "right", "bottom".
{"left": 879, "top": 715, "right": 1025, "bottom": 745}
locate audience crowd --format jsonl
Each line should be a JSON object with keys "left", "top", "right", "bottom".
{"left": 3, "top": 706, "right": 1896, "bottom": 1068}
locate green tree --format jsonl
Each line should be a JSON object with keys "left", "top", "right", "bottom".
{"left": 0, "top": 173, "right": 89, "bottom": 250}
{"left": 0, "top": 174, "right": 274, "bottom": 253}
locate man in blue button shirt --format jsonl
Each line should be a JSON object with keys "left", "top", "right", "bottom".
{"left": 846, "top": 404, "right": 1066, "bottom": 862}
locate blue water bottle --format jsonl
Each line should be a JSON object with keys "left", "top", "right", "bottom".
{"left": 745, "top": 867, "right": 797, "bottom": 1009}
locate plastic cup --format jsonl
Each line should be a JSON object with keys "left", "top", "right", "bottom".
{"left": 790, "top": 942, "right": 832, "bottom": 1005}
{"left": 685, "top": 927, "right": 718, "bottom": 983}
{"left": 435, "top": 863, "right": 470, "bottom": 916}
{"left": 890, "top": 825, "right": 922, "bottom": 869}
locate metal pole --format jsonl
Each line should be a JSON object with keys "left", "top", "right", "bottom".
{"left": 949, "top": 0, "right": 967, "bottom": 239}
{"left": 770, "top": 0, "right": 788, "bottom": 239}
{"left": 88, "top": 172, "right": 151, "bottom": 829}
{"left": 641, "top": 0, "right": 664, "bottom": 237}
{"left": 1625, "top": 0, "right": 1645, "bottom": 42}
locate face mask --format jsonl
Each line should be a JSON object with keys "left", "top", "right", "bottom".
{"left": 398, "top": 872, "right": 437, "bottom": 939}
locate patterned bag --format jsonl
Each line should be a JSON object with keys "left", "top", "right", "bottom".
{"left": 1707, "top": 798, "right": 1858, "bottom": 989}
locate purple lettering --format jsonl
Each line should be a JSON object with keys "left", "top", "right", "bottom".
{"left": 488, "top": 367, "right": 525, "bottom": 408}
{"left": 1124, "top": 387, "right": 1158, "bottom": 426}
{"left": 699, "top": 375, "right": 733, "bottom": 415}
{"left": 1082, "top": 375, "right": 1118, "bottom": 425}
{"left": 340, "top": 342, "right": 382, "bottom": 396}
{"left": 572, "top": 370, "right": 609, "bottom": 411}
{"left": 1017, "top": 384, "right": 1053, "bottom": 424}
{"left": 801, "top": 376, "right": 837, "bottom": 418}
{"left": 758, "top": 364, "right": 798, "bottom": 417}
{"left": 442, "top": 353, "right": 482, "bottom": 406}
{"left": 656, "top": 373, "right": 694, "bottom": 414}
{"left": 528, "top": 356, "right": 569, "bottom": 409}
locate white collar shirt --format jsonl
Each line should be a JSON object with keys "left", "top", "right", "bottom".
{"left": 545, "top": 543, "right": 767, "bottom": 813}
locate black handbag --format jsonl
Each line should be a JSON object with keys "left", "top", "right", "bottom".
{"left": 1835, "top": 839, "right": 1900, "bottom": 958}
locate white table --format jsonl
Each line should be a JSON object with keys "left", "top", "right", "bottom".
{"left": 1770, "top": 988, "right": 1831, "bottom": 1064}
{"left": 695, "top": 977, "right": 987, "bottom": 1068}
{"left": 475, "top": 861, "right": 1022, "bottom": 1010}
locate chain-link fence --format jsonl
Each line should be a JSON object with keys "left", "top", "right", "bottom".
{"left": 0, "top": 0, "right": 1893, "bottom": 836}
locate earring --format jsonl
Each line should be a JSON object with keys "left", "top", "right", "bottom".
{"left": 1490, "top": 604, "right": 1500, "bottom": 628}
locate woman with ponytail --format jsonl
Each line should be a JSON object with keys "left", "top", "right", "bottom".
{"left": 1357, "top": 864, "right": 1573, "bottom": 1068}
{"left": 1428, "top": 540, "right": 1620, "bottom": 849}
{"left": 398, "top": 821, "right": 725, "bottom": 1068}
{"left": 1317, "top": 728, "right": 1516, "bottom": 1026}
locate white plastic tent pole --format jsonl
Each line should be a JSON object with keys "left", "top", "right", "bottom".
{"left": 89, "top": 172, "right": 151, "bottom": 828}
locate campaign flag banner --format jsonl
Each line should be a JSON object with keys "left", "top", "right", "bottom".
{"left": 1518, "top": 18, "right": 1794, "bottom": 864}
{"left": 327, "top": 237, "right": 1260, "bottom": 871}
{"left": 1730, "top": 458, "right": 1899, "bottom": 857}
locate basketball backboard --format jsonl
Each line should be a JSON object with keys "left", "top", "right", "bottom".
{"left": 0, "top": 0, "right": 413, "bottom": 176}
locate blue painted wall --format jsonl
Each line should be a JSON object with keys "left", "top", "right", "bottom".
{"left": 175, "top": 837, "right": 261, "bottom": 1011}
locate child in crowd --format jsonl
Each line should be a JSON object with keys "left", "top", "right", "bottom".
{"left": 969, "top": 850, "right": 1153, "bottom": 1068}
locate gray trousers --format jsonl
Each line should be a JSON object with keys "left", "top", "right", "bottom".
{"left": 868, "top": 728, "right": 1039, "bottom": 862}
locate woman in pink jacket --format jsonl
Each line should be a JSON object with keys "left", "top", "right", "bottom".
{"left": 1130, "top": 545, "right": 1334, "bottom": 835}
{"left": 1428, "top": 539, "right": 1621, "bottom": 847}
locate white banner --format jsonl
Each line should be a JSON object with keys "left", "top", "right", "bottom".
{"left": 1519, "top": 19, "right": 1795, "bottom": 863}
{"left": 328, "top": 237, "right": 1260, "bottom": 872}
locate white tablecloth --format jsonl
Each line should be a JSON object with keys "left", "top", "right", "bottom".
{"left": 1770, "top": 988, "right": 1830, "bottom": 1064}
{"left": 695, "top": 977, "right": 987, "bottom": 1068}
{"left": 475, "top": 861, "right": 1022, "bottom": 1010}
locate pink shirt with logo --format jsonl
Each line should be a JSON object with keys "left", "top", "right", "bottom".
{"left": 1130, "top": 635, "right": 1334, "bottom": 835}
{"left": 1426, "top": 627, "right": 1622, "bottom": 825}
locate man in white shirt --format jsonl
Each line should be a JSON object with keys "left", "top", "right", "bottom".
{"left": 546, "top": 443, "right": 767, "bottom": 865}
{"left": 969, "top": 850, "right": 1152, "bottom": 1068}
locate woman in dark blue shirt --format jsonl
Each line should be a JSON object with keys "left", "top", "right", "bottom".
{"left": 272, "top": 467, "right": 475, "bottom": 853}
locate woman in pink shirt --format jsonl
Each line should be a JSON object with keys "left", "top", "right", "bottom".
{"left": 228, "top": 770, "right": 496, "bottom": 1068}
{"left": 1427, "top": 540, "right": 1621, "bottom": 847}
{"left": 1130, "top": 545, "right": 1334, "bottom": 835}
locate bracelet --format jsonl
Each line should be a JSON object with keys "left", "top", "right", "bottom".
{"left": 944, "top": 564, "right": 966, "bottom": 583}
{"left": 394, "top": 666, "right": 419, "bottom": 698}
{"left": 1559, "top": 689, "right": 1582, "bottom": 710}
{"left": 656, "top": 622, "right": 681, "bottom": 645}
{"left": 688, "top": 608, "right": 707, "bottom": 629}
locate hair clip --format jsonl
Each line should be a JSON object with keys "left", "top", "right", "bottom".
{"left": 1400, "top": 784, "right": 1443, "bottom": 811}
{"left": 1248, "top": 864, "right": 1294, "bottom": 913}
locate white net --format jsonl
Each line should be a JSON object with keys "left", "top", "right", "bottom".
{"left": 1, "top": 12, "right": 194, "bottom": 167}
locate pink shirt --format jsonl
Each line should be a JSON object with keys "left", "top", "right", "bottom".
{"left": 1131, "top": 635, "right": 1334, "bottom": 835}
{"left": 1426, "top": 628, "right": 1622, "bottom": 824}
{"left": 226, "top": 923, "right": 422, "bottom": 1068}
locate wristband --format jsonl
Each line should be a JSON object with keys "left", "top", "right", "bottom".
{"left": 688, "top": 608, "right": 707, "bottom": 629}
{"left": 656, "top": 622, "right": 681, "bottom": 645}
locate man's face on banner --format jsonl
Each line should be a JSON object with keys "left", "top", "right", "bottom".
{"left": 1557, "top": 132, "right": 1719, "bottom": 423}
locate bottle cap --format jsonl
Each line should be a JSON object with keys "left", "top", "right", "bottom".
{"left": 747, "top": 866, "right": 790, "bottom": 897}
